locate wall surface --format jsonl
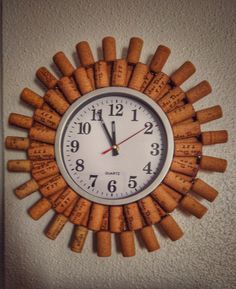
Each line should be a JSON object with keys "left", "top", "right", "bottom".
{"left": 3, "top": 0, "right": 236, "bottom": 288}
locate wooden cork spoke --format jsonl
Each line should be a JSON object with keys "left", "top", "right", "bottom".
{"left": 5, "top": 37, "right": 228, "bottom": 257}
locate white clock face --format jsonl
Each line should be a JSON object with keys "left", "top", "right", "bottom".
{"left": 56, "top": 87, "right": 174, "bottom": 205}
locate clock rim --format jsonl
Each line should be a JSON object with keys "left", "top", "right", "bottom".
{"left": 55, "top": 87, "right": 174, "bottom": 205}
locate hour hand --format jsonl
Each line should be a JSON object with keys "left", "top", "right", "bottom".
{"left": 111, "top": 121, "right": 119, "bottom": 156}
{"left": 99, "top": 112, "right": 118, "bottom": 156}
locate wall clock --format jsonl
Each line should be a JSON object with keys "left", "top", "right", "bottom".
{"left": 6, "top": 37, "right": 228, "bottom": 257}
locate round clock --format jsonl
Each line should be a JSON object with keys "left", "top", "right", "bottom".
{"left": 6, "top": 36, "right": 228, "bottom": 257}
{"left": 56, "top": 87, "right": 173, "bottom": 205}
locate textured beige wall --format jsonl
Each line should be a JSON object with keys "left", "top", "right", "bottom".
{"left": 3, "top": 0, "right": 236, "bottom": 288}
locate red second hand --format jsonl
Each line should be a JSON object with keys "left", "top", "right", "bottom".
{"left": 101, "top": 126, "right": 146, "bottom": 155}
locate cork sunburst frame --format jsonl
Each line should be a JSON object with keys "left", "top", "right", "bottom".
{"left": 6, "top": 37, "right": 228, "bottom": 257}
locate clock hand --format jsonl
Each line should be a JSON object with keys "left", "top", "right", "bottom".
{"left": 111, "top": 121, "right": 117, "bottom": 146}
{"left": 101, "top": 126, "right": 146, "bottom": 155}
{"left": 98, "top": 112, "right": 119, "bottom": 156}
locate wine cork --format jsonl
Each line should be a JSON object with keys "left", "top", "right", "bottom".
{"left": 44, "top": 89, "right": 70, "bottom": 115}
{"left": 39, "top": 175, "right": 67, "bottom": 197}
{"left": 30, "top": 141, "right": 51, "bottom": 147}
{"left": 112, "top": 59, "right": 128, "bottom": 87}
{"left": 28, "top": 197, "right": 52, "bottom": 220}
{"left": 8, "top": 113, "right": 33, "bottom": 129}
{"left": 180, "top": 195, "right": 208, "bottom": 218}
{"left": 128, "top": 63, "right": 149, "bottom": 91}
{"left": 144, "top": 72, "right": 169, "bottom": 101}
{"left": 138, "top": 196, "right": 161, "bottom": 225}
{"left": 31, "top": 161, "right": 59, "bottom": 181}
{"left": 157, "top": 84, "right": 171, "bottom": 100}
{"left": 175, "top": 100, "right": 185, "bottom": 108}
{"left": 170, "top": 61, "right": 196, "bottom": 86}
{"left": 7, "top": 160, "right": 31, "bottom": 172}
{"left": 15, "top": 178, "right": 39, "bottom": 199}
{"left": 126, "top": 65, "right": 134, "bottom": 86}
{"left": 80, "top": 208, "right": 90, "bottom": 227}
{"left": 20, "top": 88, "right": 44, "bottom": 108}
{"left": 127, "top": 37, "right": 143, "bottom": 65}
{"left": 199, "top": 155, "right": 227, "bottom": 172}
{"left": 63, "top": 196, "right": 79, "bottom": 217}
{"left": 171, "top": 157, "right": 199, "bottom": 177}
{"left": 139, "top": 225, "right": 160, "bottom": 252}
{"left": 45, "top": 213, "right": 68, "bottom": 240}
{"left": 37, "top": 174, "right": 58, "bottom": 186}
{"left": 177, "top": 118, "right": 195, "bottom": 125}
{"left": 173, "top": 172, "right": 194, "bottom": 182}
{"left": 41, "top": 102, "right": 60, "bottom": 117}
{"left": 150, "top": 45, "right": 171, "bottom": 73}
{"left": 191, "top": 178, "right": 218, "bottom": 202}
{"left": 96, "top": 231, "right": 111, "bottom": 257}
{"left": 58, "top": 76, "right": 81, "bottom": 103}
{"left": 48, "top": 189, "right": 65, "bottom": 206}
{"left": 152, "top": 199, "right": 167, "bottom": 216}
{"left": 34, "top": 108, "right": 61, "bottom": 129}
{"left": 175, "top": 137, "right": 199, "bottom": 143}
{"left": 140, "top": 72, "right": 154, "bottom": 92}
{"left": 163, "top": 171, "right": 192, "bottom": 194}
{"left": 167, "top": 103, "right": 196, "bottom": 125}
{"left": 95, "top": 61, "right": 109, "bottom": 88}
{"left": 173, "top": 121, "right": 201, "bottom": 139}
{"left": 124, "top": 202, "right": 143, "bottom": 230}
{"left": 5, "top": 136, "right": 30, "bottom": 150}
{"left": 88, "top": 203, "right": 106, "bottom": 231}
{"left": 27, "top": 145, "right": 55, "bottom": 160}
{"left": 158, "top": 87, "right": 185, "bottom": 113}
{"left": 102, "top": 36, "right": 116, "bottom": 62}
{"left": 107, "top": 62, "right": 113, "bottom": 84}
{"left": 186, "top": 81, "right": 212, "bottom": 103}
{"left": 161, "top": 184, "right": 182, "bottom": 202}
{"left": 76, "top": 41, "right": 95, "bottom": 67}
{"left": 100, "top": 206, "right": 109, "bottom": 231}
{"left": 158, "top": 215, "right": 183, "bottom": 241}
{"left": 53, "top": 187, "right": 78, "bottom": 213}
{"left": 70, "top": 198, "right": 92, "bottom": 225}
{"left": 81, "top": 205, "right": 90, "bottom": 227}
{"left": 174, "top": 142, "right": 202, "bottom": 157}
{"left": 201, "top": 130, "right": 228, "bottom": 145}
{"left": 36, "top": 67, "right": 58, "bottom": 89}
{"left": 109, "top": 206, "right": 124, "bottom": 233}
{"left": 29, "top": 126, "right": 56, "bottom": 144}
{"left": 86, "top": 67, "right": 95, "bottom": 89}
{"left": 31, "top": 159, "right": 54, "bottom": 171}
{"left": 53, "top": 51, "right": 75, "bottom": 77}
{"left": 151, "top": 186, "right": 178, "bottom": 212}
{"left": 196, "top": 105, "right": 222, "bottom": 124}
{"left": 119, "top": 231, "right": 135, "bottom": 257}
{"left": 71, "top": 225, "right": 89, "bottom": 253}
{"left": 74, "top": 67, "right": 93, "bottom": 95}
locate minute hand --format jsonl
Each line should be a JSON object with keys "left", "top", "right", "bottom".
{"left": 101, "top": 126, "right": 146, "bottom": 155}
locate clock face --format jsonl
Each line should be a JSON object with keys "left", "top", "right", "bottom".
{"left": 55, "top": 87, "right": 174, "bottom": 205}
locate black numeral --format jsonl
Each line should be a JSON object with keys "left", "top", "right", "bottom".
{"left": 109, "top": 104, "right": 123, "bottom": 116}
{"left": 78, "top": 122, "right": 91, "bottom": 134}
{"left": 131, "top": 109, "right": 138, "bottom": 121}
{"left": 89, "top": 175, "right": 98, "bottom": 187}
{"left": 91, "top": 109, "right": 102, "bottom": 121}
{"left": 70, "top": 140, "right": 79, "bottom": 153}
{"left": 150, "top": 143, "right": 160, "bottom": 156}
{"left": 144, "top": 122, "right": 153, "bottom": 134}
{"left": 107, "top": 180, "right": 117, "bottom": 193}
{"left": 128, "top": 176, "right": 137, "bottom": 189}
{"left": 143, "top": 162, "right": 153, "bottom": 174}
{"left": 75, "top": 159, "right": 84, "bottom": 171}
